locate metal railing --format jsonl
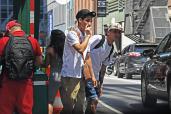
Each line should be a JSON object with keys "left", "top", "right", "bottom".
{"left": 134, "top": 0, "right": 151, "bottom": 34}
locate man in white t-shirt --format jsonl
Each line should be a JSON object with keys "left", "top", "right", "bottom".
{"left": 85, "top": 23, "right": 123, "bottom": 114}
{"left": 60, "top": 9, "right": 96, "bottom": 114}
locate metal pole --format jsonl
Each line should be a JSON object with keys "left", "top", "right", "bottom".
{"left": 102, "top": 17, "right": 104, "bottom": 34}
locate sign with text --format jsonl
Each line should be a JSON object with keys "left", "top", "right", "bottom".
{"left": 97, "top": 0, "right": 107, "bottom": 17}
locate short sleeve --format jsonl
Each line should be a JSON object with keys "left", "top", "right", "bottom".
{"left": 28, "top": 37, "right": 42, "bottom": 56}
{"left": 35, "top": 40, "right": 42, "bottom": 56}
{"left": 89, "top": 35, "right": 102, "bottom": 50}
{"left": 87, "top": 43, "right": 91, "bottom": 52}
{"left": 0, "top": 37, "right": 9, "bottom": 56}
{"left": 67, "top": 31, "right": 80, "bottom": 46}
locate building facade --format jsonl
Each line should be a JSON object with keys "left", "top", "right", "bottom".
{"left": 124, "top": 0, "right": 169, "bottom": 43}
{"left": 0, "top": 0, "right": 13, "bottom": 32}
{"left": 0, "top": 0, "right": 47, "bottom": 34}
{"left": 168, "top": 0, "right": 171, "bottom": 20}
{"left": 47, "top": 0, "right": 97, "bottom": 35}
{"left": 97, "top": 0, "right": 125, "bottom": 34}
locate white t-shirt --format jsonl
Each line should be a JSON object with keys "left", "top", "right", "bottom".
{"left": 61, "top": 28, "right": 90, "bottom": 78}
{"left": 89, "top": 35, "right": 113, "bottom": 80}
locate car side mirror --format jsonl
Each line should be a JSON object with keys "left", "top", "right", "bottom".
{"left": 152, "top": 54, "right": 160, "bottom": 59}
{"left": 143, "top": 49, "right": 155, "bottom": 58}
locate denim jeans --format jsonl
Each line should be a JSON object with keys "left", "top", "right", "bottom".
{"left": 85, "top": 79, "right": 99, "bottom": 101}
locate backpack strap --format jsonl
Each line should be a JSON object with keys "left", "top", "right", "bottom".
{"left": 93, "top": 35, "right": 105, "bottom": 49}
{"left": 104, "top": 44, "right": 114, "bottom": 61}
{"left": 108, "top": 44, "right": 114, "bottom": 60}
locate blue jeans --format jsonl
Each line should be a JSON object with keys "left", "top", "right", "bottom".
{"left": 85, "top": 80, "right": 99, "bottom": 101}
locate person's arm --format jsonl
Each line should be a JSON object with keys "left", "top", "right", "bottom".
{"left": 73, "top": 35, "right": 91, "bottom": 54}
{"left": 35, "top": 56, "right": 43, "bottom": 67}
{"left": 41, "top": 48, "right": 52, "bottom": 68}
{"left": 85, "top": 52, "right": 97, "bottom": 87}
{"left": 34, "top": 39, "right": 43, "bottom": 67}
{"left": 69, "top": 26, "right": 92, "bottom": 54}
{"left": 98, "top": 64, "right": 107, "bottom": 97}
{"left": 99, "top": 64, "right": 107, "bottom": 87}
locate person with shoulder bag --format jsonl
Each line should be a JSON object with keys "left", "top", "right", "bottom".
{"left": 85, "top": 23, "right": 123, "bottom": 114}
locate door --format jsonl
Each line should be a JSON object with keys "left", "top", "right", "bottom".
{"left": 148, "top": 34, "right": 171, "bottom": 91}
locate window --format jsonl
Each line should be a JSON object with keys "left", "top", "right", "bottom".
{"left": 1, "top": 12, "right": 7, "bottom": 18}
{"left": 163, "top": 34, "right": 171, "bottom": 52}
{"left": 8, "top": 6, "right": 13, "bottom": 15}
{"left": 1, "top": 0, "right": 7, "bottom": 5}
{"left": 156, "top": 34, "right": 170, "bottom": 54}
{"left": 9, "top": 0, "right": 13, "bottom": 5}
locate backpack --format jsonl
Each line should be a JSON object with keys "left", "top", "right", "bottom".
{"left": 4, "top": 35, "right": 35, "bottom": 80}
{"left": 93, "top": 35, "right": 114, "bottom": 61}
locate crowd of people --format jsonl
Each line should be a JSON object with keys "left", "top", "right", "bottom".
{"left": 0, "top": 9, "right": 122, "bottom": 114}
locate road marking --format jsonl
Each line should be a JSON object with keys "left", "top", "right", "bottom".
{"left": 104, "top": 76, "right": 141, "bottom": 84}
{"left": 98, "top": 100, "right": 124, "bottom": 114}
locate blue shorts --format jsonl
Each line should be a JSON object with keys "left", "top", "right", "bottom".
{"left": 85, "top": 80, "right": 100, "bottom": 101}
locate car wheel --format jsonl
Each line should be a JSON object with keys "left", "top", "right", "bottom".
{"left": 141, "top": 72, "right": 157, "bottom": 107}
{"left": 125, "top": 73, "right": 132, "bottom": 79}
{"left": 117, "top": 71, "right": 123, "bottom": 78}
{"left": 125, "top": 63, "right": 132, "bottom": 79}
{"left": 106, "top": 66, "right": 113, "bottom": 75}
{"left": 169, "top": 81, "right": 171, "bottom": 111}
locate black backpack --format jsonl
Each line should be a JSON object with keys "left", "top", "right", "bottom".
{"left": 93, "top": 35, "right": 114, "bottom": 61}
{"left": 4, "top": 35, "right": 35, "bottom": 80}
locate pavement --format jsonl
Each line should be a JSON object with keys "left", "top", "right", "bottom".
{"left": 96, "top": 75, "right": 170, "bottom": 114}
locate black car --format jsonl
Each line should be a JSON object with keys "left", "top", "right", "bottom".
{"left": 141, "top": 33, "right": 171, "bottom": 111}
{"left": 116, "top": 43, "right": 157, "bottom": 79}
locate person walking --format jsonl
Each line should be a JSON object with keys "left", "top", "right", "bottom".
{"left": 0, "top": 20, "right": 42, "bottom": 114}
{"left": 60, "top": 9, "right": 96, "bottom": 114}
{"left": 85, "top": 23, "right": 123, "bottom": 114}
{"left": 43, "top": 29, "right": 65, "bottom": 114}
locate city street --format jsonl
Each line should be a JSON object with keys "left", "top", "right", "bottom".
{"left": 97, "top": 75, "right": 170, "bottom": 114}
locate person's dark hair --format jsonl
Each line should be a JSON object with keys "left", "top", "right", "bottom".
{"left": 0, "top": 32, "right": 3, "bottom": 38}
{"left": 76, "top": 9, "right": 96, "bottom": 21}
{"left": 48, "top": 29, "right": 65, "bottom": 59}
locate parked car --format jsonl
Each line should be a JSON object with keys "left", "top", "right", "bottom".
{"left": 116, "top": 43, "right": 157, "bottom": 79}
{"left": 141, "top": 33, "right": 171, "bottom": 111}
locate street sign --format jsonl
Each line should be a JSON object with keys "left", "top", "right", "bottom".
{"left": 97, "top": 0, "right": 107, "bottom": 17}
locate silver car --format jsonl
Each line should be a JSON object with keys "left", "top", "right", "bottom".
{"left": 116, "top": 43, "right": 157, "bottom": 79}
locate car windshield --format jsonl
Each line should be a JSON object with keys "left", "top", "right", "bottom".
{"left": 134, "top": 45, "right": 157, "bottom": 53}
{"left": 130, "top": 55, "right": 147, "bottom": 63}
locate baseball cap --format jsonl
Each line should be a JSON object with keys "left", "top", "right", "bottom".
{"left": 76, "top": 9, "right": 96, "bottom": 20}
{"left": 104, "top": 24, "right": 109, "bottom": 29}
{"left": 108, "top": 23, "right": 123, "bottom": 32}
{"left": 6, "top": 20, "right": 21, "bottom": 31}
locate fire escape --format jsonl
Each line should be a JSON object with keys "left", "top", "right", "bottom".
{"left": 124, "top": 0, "right": 152, "bottom": 43}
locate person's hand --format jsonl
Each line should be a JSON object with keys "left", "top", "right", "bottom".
{"left": 92, "top": 76, "right": 97, "bottom": 87}
{"left": 85, "top": 25, "right": 92, "bottom": 37}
